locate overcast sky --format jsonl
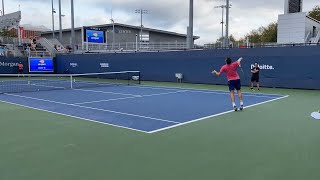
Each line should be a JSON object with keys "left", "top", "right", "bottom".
{"left": 7, "top": 0, "right": 320, "bottom": 44}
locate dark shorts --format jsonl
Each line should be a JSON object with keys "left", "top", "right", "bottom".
{"left": 228, "top": 79, "right": 241, "bottom": 91}
{"left": 251, "top": 76, "right": 259, "bottom": 82}
{"left": 18, "top": 69, "right": 23, "bottom": 73}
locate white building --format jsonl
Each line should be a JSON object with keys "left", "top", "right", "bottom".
{"left": 277, "top": 0, "right": 320, "bottom": 44}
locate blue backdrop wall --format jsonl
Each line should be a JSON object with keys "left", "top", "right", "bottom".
{"left": 1, "top": 46, "right": 319, "bottom": 90}
{"left": 56, "top": 46, "right": 320, "bottom": 90}
{"left": 0, "top": 57, "right": 29, "bottom": 74}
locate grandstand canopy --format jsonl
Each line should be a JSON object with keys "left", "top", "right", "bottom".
{"left": 0, "top": 11, "right": 21, "bottom": 30}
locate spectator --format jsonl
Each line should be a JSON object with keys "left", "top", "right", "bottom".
{"left": 26, "top": 45, "right": 31, "bottom": 57}
{"left": 57, "top": 45, "right": 62, "bottom": 51}
{"left": 31, "top": 42, "right": 36, "bottom": 51}
{"left": 18, "top": 62, "right": 24, "bottom": 77}
{"left": 66, "top": 46, "right": 72, "bottom": 53}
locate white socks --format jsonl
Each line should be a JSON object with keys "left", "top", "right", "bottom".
{"left": 232, "top": 102, "right": 244, "bottom": 107}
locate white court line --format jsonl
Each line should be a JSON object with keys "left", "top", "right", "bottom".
{"left": 148, "top": 95, "right": 290, "bottom": 134}
{"left": 129, "top": 84, "right": 287, "bottom": 97}
{"left": 31, "top": 84, "right": 66, "bottom": 89}
{"left": 130, "top": 85, "right": 279, "bottom": 98}
{"left": 141, "top": 90, "right": 188, "bottom": 97}
{"left": 74, "top": 96, "right": 139, "bottom": 105}
{"left": 183, "top": 90, "right": 278, "bottom": 98}
{"left": 74, "top": 90, "right": 188, "bottom": 105}
{"left": 0, "top": 99, "right": 148, "bottom": 134}
{"left": 73, "top": 89, "right": 141, "bottom": 97}
{"left": 4, "top": 93, "right": 179, "bottom": 124}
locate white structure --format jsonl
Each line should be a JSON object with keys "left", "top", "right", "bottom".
{"left": 277, "top": 0, "right": 320, "bottom": 44}
{"left": 0, "top": 11, "right": 21, "bottom": 29}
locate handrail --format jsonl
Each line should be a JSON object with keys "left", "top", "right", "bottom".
{"left": 305, "top": 31, "right": 311, "bottom": 43}
{"left": 39, "top": 38, "right": 56, "bottom": 56}
{"left": 312, "top": 31, "right": 320, "bottom": 43}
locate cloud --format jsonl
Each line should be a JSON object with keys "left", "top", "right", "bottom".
{"left": 8, "top": 0, "right": 320, "bottom": 44}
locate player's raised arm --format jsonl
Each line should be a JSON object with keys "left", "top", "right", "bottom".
{"left": 211, "top": 70, "right": 221, "bottom": 76}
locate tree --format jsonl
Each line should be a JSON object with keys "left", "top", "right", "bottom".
{"left": 0, "top": 29, "right": 18, "bottom": 37}
{"left": 308, "top": 5, "right": 320, "bottom": 21}
{"left": 243, "top": 22, "right": 277, "bottom": 43}
{"left": 260, "top": 22, "right": 277, "bottom": 42}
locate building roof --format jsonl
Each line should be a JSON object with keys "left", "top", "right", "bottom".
{"left": 41, "top": 23, "right": 200, "bottom": 40}
{"left": 21, "top": 24, "right": 51, "bottom": 32}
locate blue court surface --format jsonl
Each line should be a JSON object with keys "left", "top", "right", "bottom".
{"left": 0, "top": 85, "right": 288, "bottom": 133}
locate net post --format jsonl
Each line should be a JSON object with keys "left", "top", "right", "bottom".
{"left": 139, "top": 71, "right": 141, "bottom": 84}
{"left": 127, "top": 72, "right": 130, "bottom": 85}
{"left": 70, "top": 75, "right": 73, "bottom": 89}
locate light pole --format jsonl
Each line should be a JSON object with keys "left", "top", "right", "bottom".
{"left": 187, "top": 0, "right": 194, "bottom": 49}
{"left": 110, "top": 10, "right": 115, "bottom": 50}
{"left": 214, "top": 5, "right": 225, "bottom": 47}
{"left": 135, "top": 9, "right": 148, "bottom": 49}
{"left": 71, "top": 0, "right": 75, "bottom": 51}
{"left": 225, "top": 0, "right": 230, "bottom": 48}
{"left": 58, "top": 0, "right": 62, "bottom": 41}
{"left": 51, "top": 0, "right": 56, "bottom": 39}
{"left": 215, "top": 4, "right": 231, "bottom": 48}
{"left": 2, "top": 0, "right": 4, "bottom": 16}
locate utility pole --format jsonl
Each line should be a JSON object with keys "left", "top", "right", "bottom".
{"left": 110, "top": 9, "right": 115, "bottom": 50}
{"left": 214, "top": 5, "right": 226, "bottom": 47}
{"left": 51, "top": 0, "right": 56, "bottom": 39}
{"left": 2, "top": 0, "right": 4, "bottom": 15}
{"left": 71, "top": 0, "right": 75, "bottom": 51}
{"left": 225, "top": 0, "right": 230, "bottom": 48}
{"left": 135, "top": 9, "right": 148, "bottom": 49}
{"left": 187, "top": 0, "right": 194, "bottom": 49}
{"left": 59, "top": 0, "right": 62, "bottom": 41}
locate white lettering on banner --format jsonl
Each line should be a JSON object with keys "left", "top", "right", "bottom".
{"left": 0, "top": 62, "right": 19, "bottom": 68}
{"left": 118, "top": 30, "right": 132, "bottom": 34}
{"left": 100, "top": 63, "right": 109, "bottom": 68}
{"left": 251, "top": 64, "right": 275, "bottom": 70}
{"left": 106, "top": 30, "right": 132, "bottom": 34}
{"left": 70, "top": 63, "right": 78, "bottom": 68}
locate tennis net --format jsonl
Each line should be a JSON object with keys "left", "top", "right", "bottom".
{"left": 0, "top": 71, "right": 141, "bottom": 94}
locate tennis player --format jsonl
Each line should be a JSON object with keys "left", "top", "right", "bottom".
{"left": 18, "top": 62, "right": 24, "bottom": 77}
{"left": 212, "top": 57, "right": 244, "bottom": 111}
{"left": 251, "top": 62, "right": 260, "bottom": 91}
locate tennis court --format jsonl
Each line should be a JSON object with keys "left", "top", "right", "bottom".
{"left": 0, "top": 72, "right": 287, "bottom": 133}
{"left": 1, "top": 72, "right": 320, "bottom": 180}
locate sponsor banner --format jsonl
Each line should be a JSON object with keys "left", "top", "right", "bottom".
{"left": 0, "top": 61, "right": 19, "bottom": 68}
{"left": 100, "top": 63, "right": 109, "bottom": 68}
{"left": 251, "top": 64, "right": 275, "bottom": 70}
{"left": 29, "top": 57, "right": 54, "bottom": 72}
{"left": 86, "top": 30, "right": 104, "bottom": 43}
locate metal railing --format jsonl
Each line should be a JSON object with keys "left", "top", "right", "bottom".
{"left": 78, "top": 42, "right": 188, "bottom": 52}
{"left": 49, "top": 38, "right": 65, "bottom": 49}
{"left": 39, "top": 38, "right": 56, "bottom": 56}
{"left": 204, "top": 42, "right": 320, "bottom": 49}
{"left": 305, "top": 31, "right": 311, "bottom": 43}
{"left": 0, "top": 36, "right": 31, "bottom": 46}
{"left": 312, "top": 31, "right": 320, "bottom": 43}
